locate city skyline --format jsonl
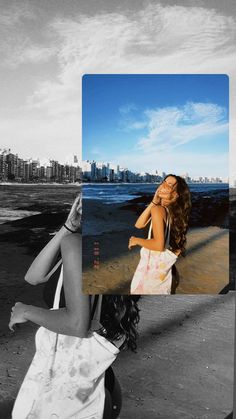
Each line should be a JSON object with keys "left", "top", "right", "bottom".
{"left": 0, "top": 149, "right": 81, "bottom": 183}
{"left": 82, "top": 159, "right": 228, "bottom": 184}
{"left": 0, "top": 2, "right": 235, "bottom": 182}
{"left": 0, "top": 147, "right": 228, "bottom": 184}
{"left": 0, "top": 147, "right": 79, "bottom": 167}
{"left": 83, "top": 74, "right": 229, "bottom": 179}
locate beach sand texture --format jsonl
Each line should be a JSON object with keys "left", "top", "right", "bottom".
{"left": 117, "top": 293, "right": 234, "bottom": 418}
{"left": 0, "top": 184, "right": 233, "bottom": 417}
{"left": 83, "top": 199, "right": 229, "bottom": 294}
{"left": 0, "top": 261, "right": 234, "bottom": 419}
{"left": 83, "top": 227, "right": 229, "bottom": 294}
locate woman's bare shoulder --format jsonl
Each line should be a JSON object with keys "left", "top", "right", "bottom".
{"left": 151, "top": 204, "right": 166, "bottom": 217}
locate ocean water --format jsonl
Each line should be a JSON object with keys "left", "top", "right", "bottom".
{"left": 83, "top": 183, "right": 229, "bottom": 204}
{"left": 0, "top": 183, "right": 228, "bottom": 224}
{"left": 0, "top": 208, "right": 41, "bottom": 224}
{"left": 0, "top": 184, "right": 80, "bottom": 224}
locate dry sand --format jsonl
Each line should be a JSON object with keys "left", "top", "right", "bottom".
{"left": 83, "top": 198, "right": 230, "bottom": 295}
{"left": 83, "top": 225, "right": 229, "bottom": 295}
{"left": 0, "top": 237, "right": 233, "bottom": 418}
{"left": 117, "top": 293, "right": 234, "bottom": 418}
{"left": 0, "top": 241, "right": 234, "bottom": 418}
{"left": 0, "top": 243, "right": 46, "bottom": 417}
{"left": 0, "top": 192, "right": 233, "bottom": 418}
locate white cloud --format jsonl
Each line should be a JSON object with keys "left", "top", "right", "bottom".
{"left": 136, "top": 102, "right": 228, "bottom": 152}
{"left": 0, "top": 2, "right": 38, "bottom": 67}
{"left": 16, "top": 46, "right": 55, "bottom": 64}
{"left": 28, "top": 3, "right": 236, "bottom": 117}
{"left": 0, "top": 2, "right": 35, "bottom": 26}
{"left": 1, "top": 2, "right": 235, "bottom": 172}
{"left": 118, "top": 103, "right": 147, "bottom": 131}
{"left": 130, "top": 121, "right": 147, "bottom": 130}
{"left": 4, "top": 45, "right": 56, "bottom": 68}
{"left": 119, "top": 103, "right": 138, "bottom": 114}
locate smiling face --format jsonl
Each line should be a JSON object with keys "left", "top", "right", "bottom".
{"left": 158, "top": 176, "right": 178, "bottom": 195}
{"left": 157, "top": 175, "right": 179, "bottom": 206}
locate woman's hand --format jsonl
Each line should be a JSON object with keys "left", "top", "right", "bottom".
{"left": 152, "top": 188, "right": 161, "bottom": 205}
{"left": 128, "top": 236, "right": 139, "bottom": 249}
{"left": 153, "top": 183, "right": 173, "bottom": 204}
{"left": 155, "top": 183, "right": 178, "bottom": 207}
{"left": 65, "top": 194, "right": 82, "bottom": 232}
{"left": 9, "top": 302, "right": 28, "bottom": 331}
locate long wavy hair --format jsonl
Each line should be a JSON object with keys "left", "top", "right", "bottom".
{"left": 99, "top": 295, "right": 140, "bottom": 352}
{"left": 163, "top": 174, "right": 191, "bottom": 255}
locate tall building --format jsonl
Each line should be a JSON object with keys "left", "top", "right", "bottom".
{"left": 23, "top": 161, "right": 30, "bottom": 182}
{"left": 91, "top": 161, "right": 97, "bottom": 181}
{"left": 29, "top": 159, "right": 40, "bottom": 180}
{"left": 6, "top": 153, "right": 18, "bottom": 180}
{"left": 46, "top": 166, "right": 53, "bottom": 181}
{"left": 50, "top": 160, "right": 60, "bottom": 181}
{"left": 0, "top": 150, "right": 7, "bottom": 181}
{"left": 16, "top": 158, "right": 24, "bottom": 181}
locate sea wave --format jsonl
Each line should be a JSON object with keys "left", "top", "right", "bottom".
{"left": 0, "top": 208, "right": 41, "bottom": 224}
{"left": 83, "top": 183, "right": 228, "bottom": 204}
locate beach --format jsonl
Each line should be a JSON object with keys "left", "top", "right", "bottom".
{"left": 0, "top": 183, "right": 234, "bottom": 417}
{"left": 83, "top": 185, "right": 230, "bottom": 294}
{"left": 0, "top": 259, "right": 234, "bottom": 417}
{"left": 83, "top": 224, "right": 229, "bottom": 295}
{"left": 0, "top": 184, "right": 81, "bottom": 415}
{"left": 0, "top": 183, "right": 230, "bottom": 296}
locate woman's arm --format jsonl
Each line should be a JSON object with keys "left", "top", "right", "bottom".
{"left": 135, "top": 186, "right": 164, "bottom": 229}
{"left": 25, "top": 226, "right": 71, "bottom": 285}
{"left": 9, "top": 234, "right": 91, "bottom": 338}
{"left": 25, "top": 195, "right": 82, "bottom": 285}
{"left": 135, "top": 201, "right": 158, "bottom": 229}
{"left": 129, "top": 205, "right": 166, "bottom": 251}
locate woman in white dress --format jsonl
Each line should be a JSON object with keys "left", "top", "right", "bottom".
{"left": 129, "top": 175, "right": 191, "bottom": 294}
{"left": 9, "top": 195, "right": 140, "bottom": 419}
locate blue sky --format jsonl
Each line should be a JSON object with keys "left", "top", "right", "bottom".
{"left": 83, "top": 74, "right": 229, "bottom": 178}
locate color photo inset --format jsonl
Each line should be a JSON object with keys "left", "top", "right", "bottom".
{"left": 82, "top": 74, "right": 229, "bottom": 295}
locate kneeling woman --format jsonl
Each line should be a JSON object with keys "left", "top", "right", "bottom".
{"left": 9, "top": 195, "right": 140, "bottom": 419}
{"left": 129, "top": 175, "right": 191, "bottom": 295}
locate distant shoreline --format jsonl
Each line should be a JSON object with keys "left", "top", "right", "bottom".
{"left": 83, "top": 182, "right": 229, "bottom": 186}
{"left": 0, "top": 181, "right": 229, "bottom": 186}
{"left": 0, "top": 182, "right": 81, "bottom": 186}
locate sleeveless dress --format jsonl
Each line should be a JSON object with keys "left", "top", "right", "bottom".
{"left": 12, "top": 268, "right": 120, "bottom": 419}
{"left": 130, "top": 208, "right": 177, "bottom": 295}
